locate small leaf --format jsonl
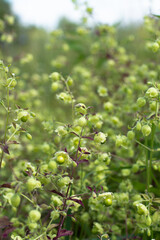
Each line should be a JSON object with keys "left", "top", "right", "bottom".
{"left": 2, "top": 226, "right": 15, "bottom": 238}
{"left": 50, "top": 189, "right": 64, "bottom": 198}
{"left": 1, "top": 144, "right": 9, "bottom": 155}
{"left": 82, "top": 136, "right": 94, "bottom": 140}
{"left": 78, "top": 147, "right": 81, "bottom": 152}
{"left": 0, "top": 216, "right": 11, "bottom": 228}
{"left": 69, "top": 131, "right": 79, "bottom": 137}
{"left": 40, "top": 204, "right": 50, "bottom": 209}
{"left": 68, "top": 197, "right": 84, "bottom": 207}
{"left": 87, "top": 186, "right": 92, "bottom": 192}
{"left": 8, "top": 141, "right": 19, "bottom": 145}
{"left": 153, "top": 198, "right": 160, "bottom": 204}
{"left": 0, "top": 183, "right": 12, "bottom": 189}
{"left": 16, "top": 105, "right": 21, "bottom": 109}
{"left": 141, "top": 194, "right": 150, "bottom": 200}
{"left": 47, "top": 224, "right": 59, "bottom": 231}
{"left": 83, "top": 151, "right": 90, "bottom": 155}
{"left": 77, "top": 159, "right": 89, "bottom": 165}
{"left": 12, "top": 122, "right": 16, "bottom": 129}
{"left": 152, "top": 14, "right": 160, "bottom": 19}
{"left": 59, "top": 229, "right": 73, "bottom": 237}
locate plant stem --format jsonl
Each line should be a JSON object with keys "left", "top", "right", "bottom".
{"left": 0, "top": 76, "right": 10, "bottom": 170}
{"left": 7, "top": 127, "right": 20, "bottom": 143}
{"left": 34, "top": 232, "right": 46, "bottom": 240}
{"left": 56, "top": 127, "right": 83, "bottom": 239}
{"left": 149, "top": 123, "right": 156, "bottom": 190}
{"left": 145, "top": 137, "right": 149, "bottom": 192}
{"left": 20, "top": 193, "right": 35, "bottom": 204}
{"left": 62, "top": 77, "right": 74, "bottom": 122}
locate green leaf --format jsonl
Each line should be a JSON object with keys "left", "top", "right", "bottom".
{"left": 153, "top": 198, "right": 160, "bottom": 204}
{"left": 152, "top": 14, "right": 160, "bottom": 19}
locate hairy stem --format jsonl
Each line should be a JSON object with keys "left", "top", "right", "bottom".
{"left": 0, "top": 75, "right": 10, "bottom": 170}
{"left": 56, "top": 127, "right": 83, "bottom": 239}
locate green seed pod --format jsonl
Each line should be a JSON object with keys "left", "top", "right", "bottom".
{"left": 29, "top": 210, "right": 41, "bottom": 222}
{"left": 104, "top": 198, "right": 112, "bottom": 207}
{"left": 26, "top": 178, "right": 41, "bottom": 192}
{"left": 137, "top": 97, "right": 146, "bottom": 108}
{"left": 136, "top": 203, "right": 148, "bottom": 215}
{"left": 97, "top": 86, "right": 108, "bottom": 97}
{"left": 30, "top": 112, "right": 36, "bottom": 117}
{"left": 150, "top": 101, "right": 157, "bottom": 111}
{"left": 57, "top": 155, "right": 65, "bottom": 164}
{"left": 55, "top": 126, "right": 67, "bottom": 136}
{"left": 51, "top": 196, "right": 63, "bottom": 207}
{"left": 147, "top": 228, "right": 151, "bottom": 237}
{"left": 146, "top": 87, "right": 158, "bottom": 98}
{"left": 11, "top": 194, "right": 21, "bottom": 208}
{"left": 51, "top": 82, "right": 59, "bottom": 91}
{"left": 94, "top": 132, "right": 106, "bottom": 144}
{"left": 121, "top": 169, "right": 131, "bottom": 176}
{"left": 72, "top": 161, "right": 77, "bottom": 167}
{"left": 136, "top": 122, "right": 142, "bottom": 131}
{"left": 142, "top": 125, "right": 151, "bottom": 137}
{"left": 71, "top": 216, "right": 76, "bottom": 222}
{"left": 152, "top": 210, "right": 160, "bottom": 224}
{"left": 67, "top": 76, "right": 73, "bottom": 86}
{"left": 48, "top": 160, "right": 57, "bottom": 172}
{"left": 28, "top": 222, "right": 38, "bottom": 230}
{"left": 50, "top": 72, "right": 61, "bottom": 81}
{"left": 77, "top": 116, "right": 87, "bottom": 127}
{"left": 50, "top": 211, "right": 59, "bottom": 220}
{"left": 116, "top": 135, "right": 123, "bottom": 147}
{"left": 18, "top": 111, "right": 29, "bottom": 122}
{"left": 103, "top": 101, "right": 113, "bottom": 111}
{"left": 146, "top": 215, "right": 152, "bottom": 226}
{"left": 75, "top": 103, "right": 87, "bottom": 115}
{"left": 54, "top": 151, "right": 71, "bottom": 166}
{"left": 95, "top": 121, "right": 103, "bottom": 129}
{"left": 26, "top": 133, "right": 32, "bottom": 140}
{"left": 132, "top": 164, "right": 139, "bottom": 173}
{"left": 151, "top": 42, "right": 159, "bottom": 53}
{"left": 127, "top": 130, "right": 135, "bottom": 140}
{"left": 60, "top": 212, "right": 67, "bottom": 217}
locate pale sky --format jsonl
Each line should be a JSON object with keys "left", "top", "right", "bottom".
{"left": 8, "top": 0, "right": 160, "bottom": 30}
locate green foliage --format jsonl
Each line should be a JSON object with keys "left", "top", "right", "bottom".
{"left": 1, "top": 1, "right": 160, "bottom": 240}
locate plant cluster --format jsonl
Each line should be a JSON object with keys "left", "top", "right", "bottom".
{"left": 0, "top": 3, "right": 160, "bottom": 240}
